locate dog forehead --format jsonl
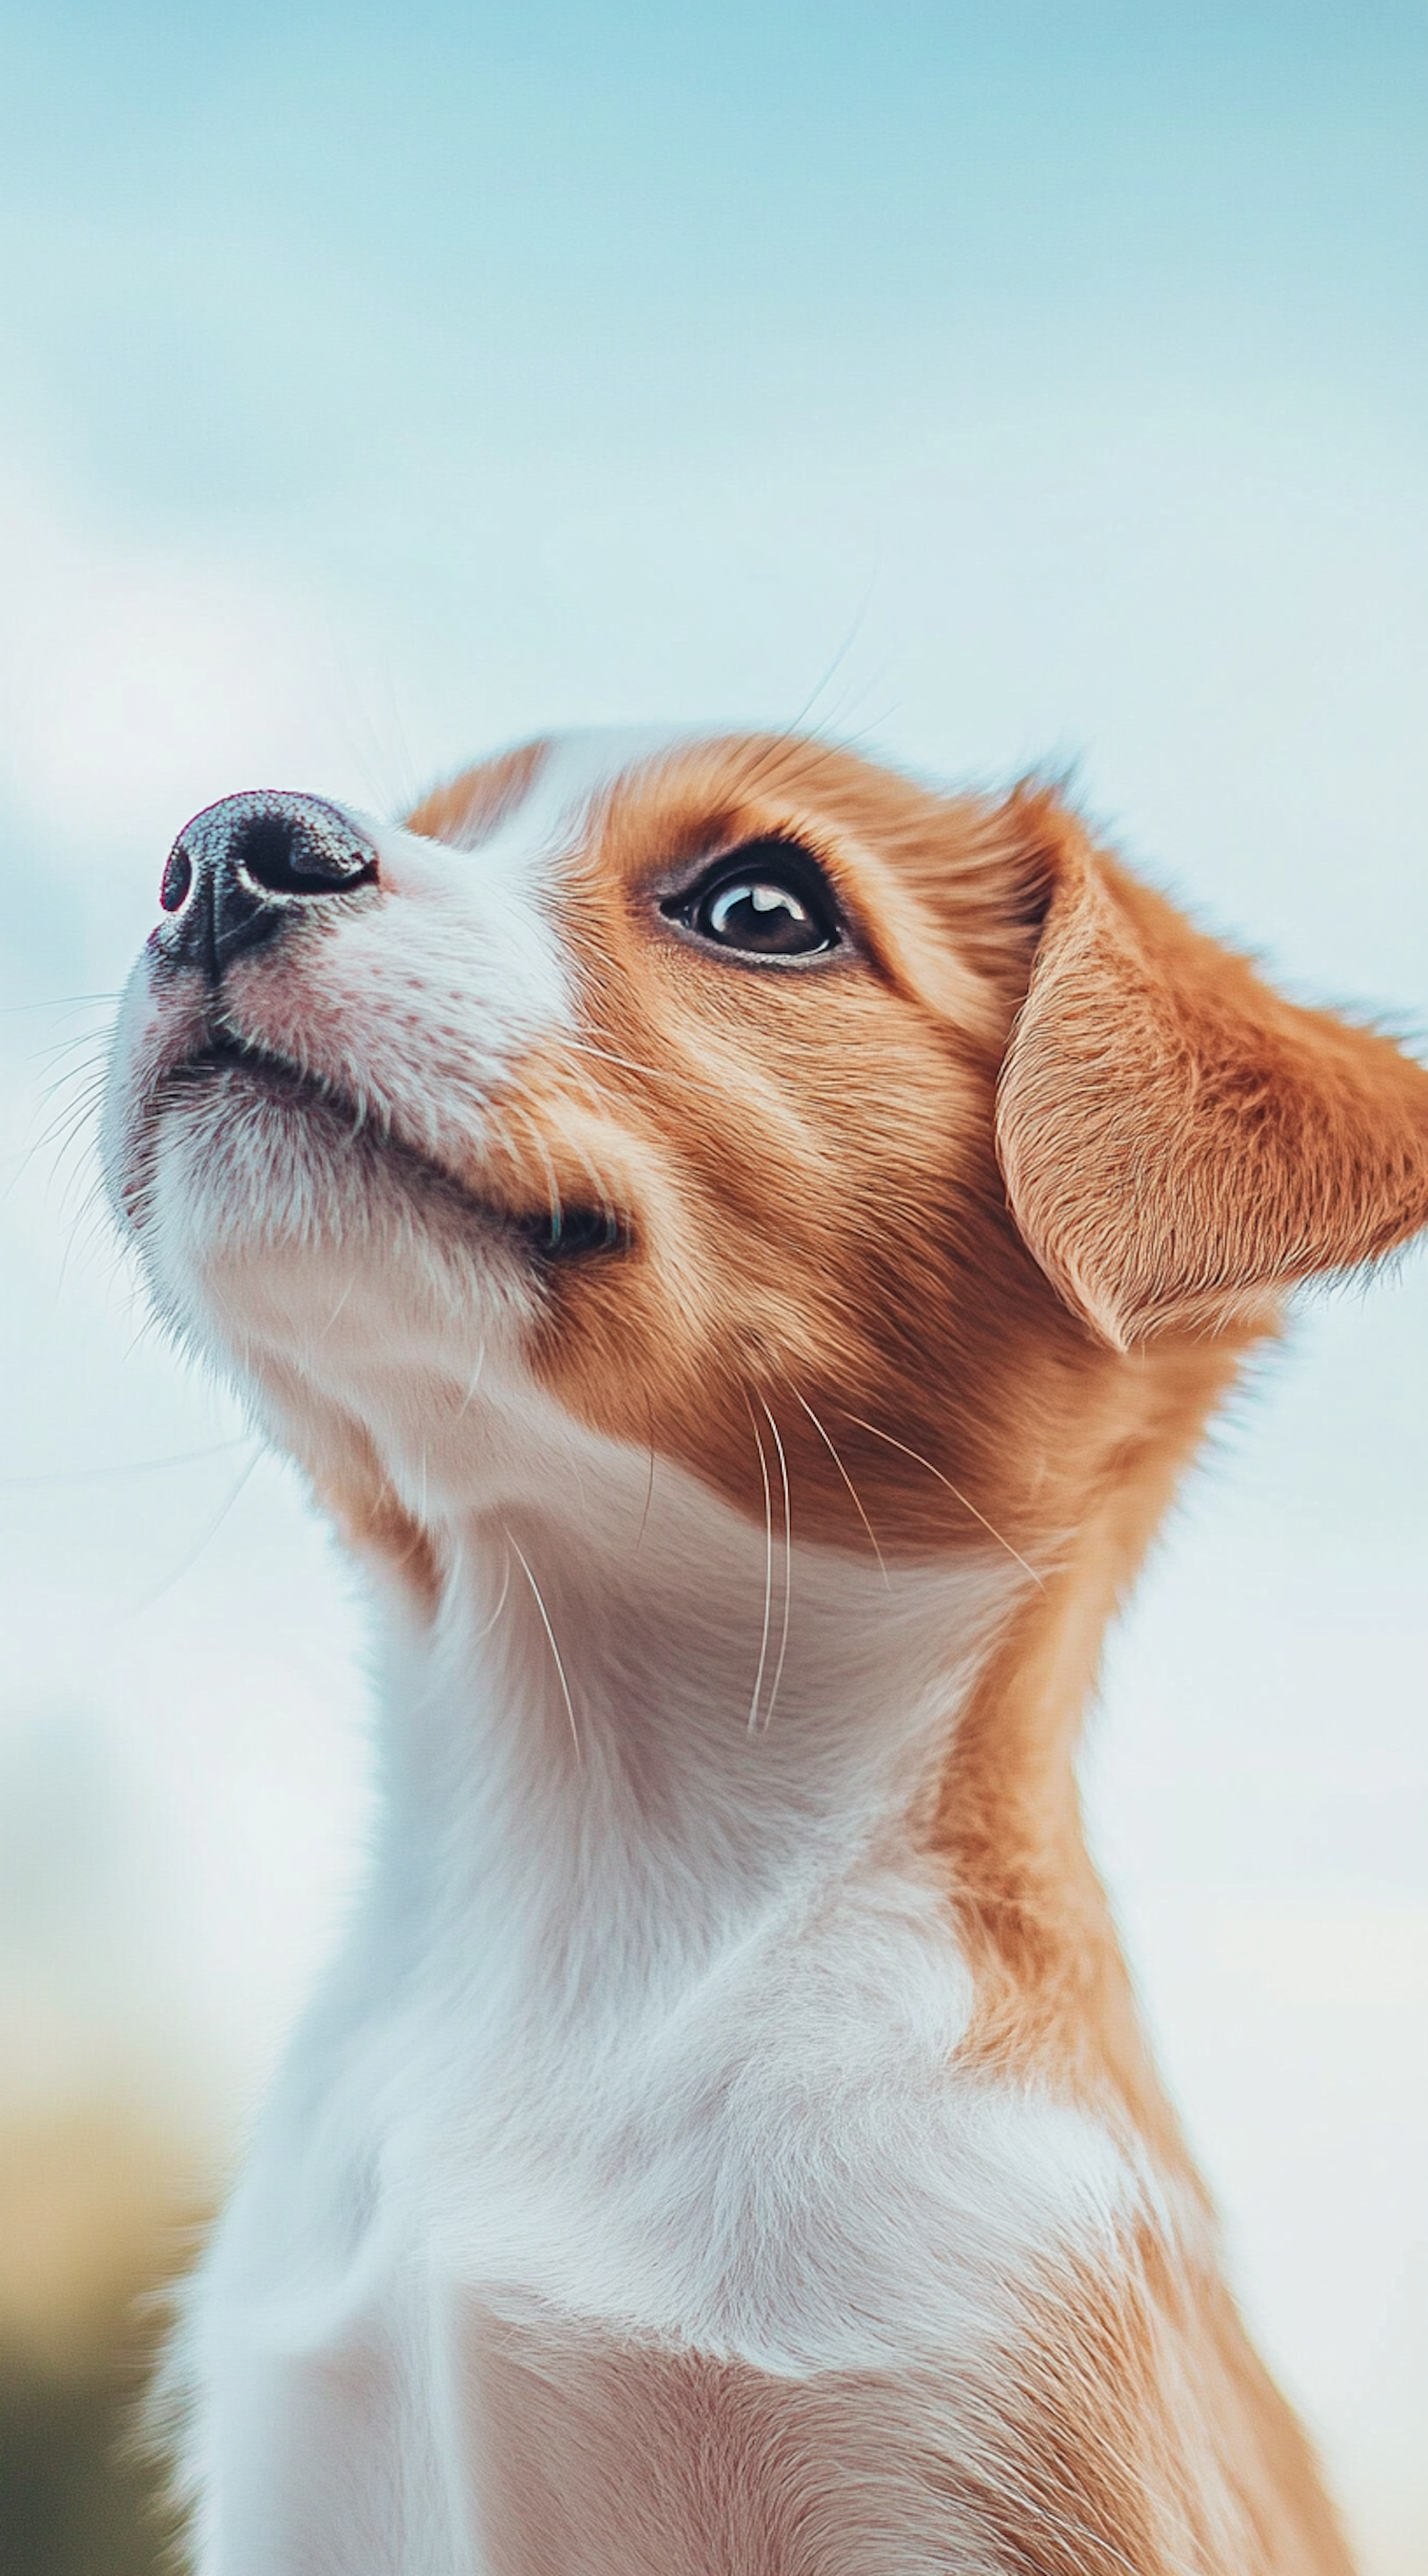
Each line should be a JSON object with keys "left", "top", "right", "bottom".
{"left": 472, "top": 723, "right": 703, "bottom": 867}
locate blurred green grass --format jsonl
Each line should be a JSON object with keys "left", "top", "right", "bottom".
{"left": 0, "top": 2358, "right": 173, "bottom": 2576}
{"left": 0, "top": 2105, "right": 201, "bottom": 2576}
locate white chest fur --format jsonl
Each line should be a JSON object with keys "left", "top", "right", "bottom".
{"left": 178, "top": 1462, "right": 1141, "bottom": 2574}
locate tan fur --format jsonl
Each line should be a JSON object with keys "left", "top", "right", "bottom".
{"left": 390, "top": 733, "right": 1428, "bottom": 2568}
{"left": 109, "top": 728, "right": 1428, "bottom": 2570}
{"left": 314, "top": 1459, "right": 446, "bottom": 1609}
{"left": 406, "top": 738, "right": 552, "bottom": 850}
{"left": 999, "top": 803, "right": 1428, "bottom": 1346}
{"left": 460, "top": 2239, "right": 1350, "bottom": 2576}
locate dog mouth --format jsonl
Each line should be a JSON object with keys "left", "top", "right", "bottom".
{"left": 169, "top": 1031, "right": 342, "bottom": 1109}
{"left": 159, "top": 1034, "right": 631, "bottom": 1263}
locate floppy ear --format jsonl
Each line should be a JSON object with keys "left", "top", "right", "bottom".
{"left": 994, "top": 799, "right": 1428, "bottom": 1349}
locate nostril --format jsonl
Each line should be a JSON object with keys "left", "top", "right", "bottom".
{"left": 236, "top": 806, "right": 378, "bottom": 897}
{"left": 237, "top": 815, "right": 300, "bottom": 892}
{"left": 239, "top": 814, "right": 321, "bottom": 894}
{"left": 160, "top": 847, "right": 193, "bottom": 913}
{"left": 156, "top": 790, "right": 380, "bottom": 978}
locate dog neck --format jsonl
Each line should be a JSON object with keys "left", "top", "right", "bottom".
{"left": 361, "top": 1448, "right": 1019, "bottom": 2010}
{"left": 301, "top": 1328, "right": 1238, "bottom": 2165}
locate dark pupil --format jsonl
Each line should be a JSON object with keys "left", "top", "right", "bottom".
{"left": 701, "top": 876, "right": 822, "bottom": 953}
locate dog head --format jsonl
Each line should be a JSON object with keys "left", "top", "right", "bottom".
{"left": 106, "top": 728, "right": 1428, "bottom": 1585}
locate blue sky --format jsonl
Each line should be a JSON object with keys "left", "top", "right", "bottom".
{"left": 4, "top": 1, "right": 1426, "bottom": 1007}
{"left": 1, "top": 6, "right": 1426, "bottom": 2559}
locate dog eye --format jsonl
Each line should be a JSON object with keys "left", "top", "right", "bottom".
{"left": 667, "top": 842, "right": 842, "bottom": 960}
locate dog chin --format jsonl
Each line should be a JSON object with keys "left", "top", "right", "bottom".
{"left": 136, "top": 1078, "right": 533, "bottom": 1381}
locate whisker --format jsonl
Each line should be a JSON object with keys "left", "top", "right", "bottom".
{"left": 714, "top": 621, "right": 883, "bottom": 816}
{"left": 33, "top": 1030, "right": 114, "bottom": 1076}
{"left": 328, "top": 640, "right": 413, "bottom": 817}
{"left": 468, "top": 1540, "right": 513, "bottom": 1646}
{"left": 0, "top": 1437, "right": 253, "bottom": 1493}
{"left": 635, "top": 1385, "right": 658, "bottom": 1554}
{"left": 1, "top": 990, "right": 122, "bottom": 1015}
{"left": 506, "top": 1529, "right": 581, "bottom": 1760}
{"left": 756, "top": 1395, "right": 793, "bottom": 1732}
{"left": 779, "top": 593, "right": 878, "bottom": 743}
{"left": 50, "top": 1196, "right": 121, "bottom": 1297}
{"left": 840, "top": 1413, "right": 1045, "bottom": 1591}
{"left": 541, "top": 1021, "right": 731, "bottom": 1096}
{"left": 315, "top": 1275, "right": 358, "bottom": 1343}
{"left": 485, "top": 1088, "right": 629, "bottom": 1255}
{"left": 783, "top": 1381, "right": 889, "bottom": 1585}
{"left": 6, "top": 1082, "right": 109, "bottom": 1198}
{"left": 454, "top": 1340, "right": 488, "bottom": 1419}
{"left": 373, "top": 648, "right": 423, "bottom": 820}
{"left": 743, "top": 1398, "right": 776, "bottom": 1734}
{"left": 506, "top": 1100, "right": 564, "bottom": 1241}
{"left": 720, "top": 723, "right": 814, "bottom": 809}
{"left": 31, "top": 1089, "right": 109, "bottom": 1152}
{"left": 557, "top": 1119, "right": 625, "bottom": 1247}
{"left": 120, "top": 1449, "right": 264, "bottom": 1616}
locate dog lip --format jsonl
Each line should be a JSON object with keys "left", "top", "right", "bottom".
{"left": 158, "top": 1034, "right": 632, "bottom": 1262}
{"left": 171, "top": 1029, "right": 343, "bottom": 1103}
{"left": 163, "top": 1027, "right": 457, "bottom": 1188}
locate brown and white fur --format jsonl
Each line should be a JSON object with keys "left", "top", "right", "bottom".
{"left": 105, "top": 727, "right": 1428, "bottom": 2573}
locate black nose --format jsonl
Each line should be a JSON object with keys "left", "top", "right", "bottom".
{"left": 157, "top": 791, "right": 379, "bottom": 977}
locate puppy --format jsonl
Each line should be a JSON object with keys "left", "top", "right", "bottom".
{"left": 106, "top": 730, "right": 1428, "bottom": 2574}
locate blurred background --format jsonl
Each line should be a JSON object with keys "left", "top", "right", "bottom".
{"left": 1, "top": 2, "right": 1425, "bottom": 2566}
